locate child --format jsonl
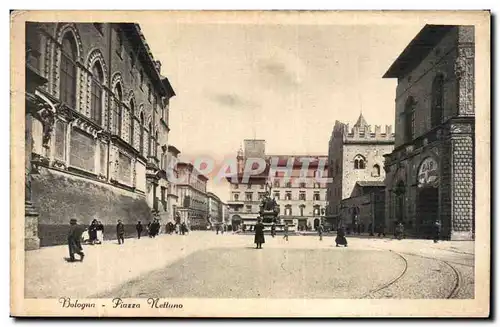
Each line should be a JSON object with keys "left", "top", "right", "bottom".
{"left": 283, "top": 223, "right": 289, "bottom": 242}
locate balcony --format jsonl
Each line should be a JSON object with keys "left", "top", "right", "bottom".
{"left": 227, "top": 200, "right": 244, "bottom": 206}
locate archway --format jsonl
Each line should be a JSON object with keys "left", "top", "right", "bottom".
{"left": 417, "top": 187, "right": 439, "bottom": 237}
{"left": 416, "top": 156, "right": 440, "bottom": 238}
{"left": 394, "top": 181, "right": 405, "bottom": 224}
{"left": 313, "top": 218, "right": 320, "bottom": 230}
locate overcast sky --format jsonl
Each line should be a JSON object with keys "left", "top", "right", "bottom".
{"left": 140, "top": 21, "right": 424, "bottom": 201}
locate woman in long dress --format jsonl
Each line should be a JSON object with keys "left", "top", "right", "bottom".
{"left": 254, "top": 218, "right": 265, "bottom": 249}
{"left": 335, "top": 226, "right": 348, "bottom": 247}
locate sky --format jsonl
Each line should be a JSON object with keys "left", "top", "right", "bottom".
{"left": 139, "top": 21, "right": 425, "bottom": 201}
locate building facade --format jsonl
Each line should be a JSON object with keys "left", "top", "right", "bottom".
{"left": 176, "top": 162, "right": 209, "bottom": 230}
{"left": 339, "top": 182, "right": 386, "bottom": 234}
{"left": 383, "top": 25, "right": 475, "bottom": 240}
{"left": 165, "top": 145, "right": 181, "bottom": 223}
{"left": 25, "top": 22, "right": 175, "bottom": 247}
{"left": 227, "top": 140, "right": 329, "bottom": 231}
{"left": 326, "top": 114, "right": 394, "bottom": 228}
{"left": 207, "top": 192, "right": 223, "bottom": 226}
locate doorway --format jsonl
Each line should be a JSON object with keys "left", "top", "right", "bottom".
{"left": 416, "top": 186, "right": 439, "bottom": 237}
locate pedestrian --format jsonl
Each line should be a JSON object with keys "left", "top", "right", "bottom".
{"left": 254, "top": 218, "right": 265, "bottom": 249}
{"left": 335, "top": 225, "right": 348, "bottom": 247}
{"left": 396, "top": 222, "right": 404, "bottom": 240}
{"left": 88, "top": 219, "right": 98, "bottom": 245}
{"left": 283, "top": 223, "right": 289, "bottom": 242}
{"left": 116, "top": 220, "right": 125, "bottom": 244}
{"left": 377, "top": 224, "right": 386, "bottom": 238}
{"left": 96, "top": 220, "right": 104, "bottom": 244}
{"left": 181, "top": 222, "right": 187, "bottom": 235}
{"left": 67, "top": 218, "right": 85, "bottom": 262}
{"left": 136, "top": 221, "right": 143, "bottom": 239}
{"left": 216, "top": 224, "right": 220, "bottom": 235}
{"left": 433, "top": 220, "right": 442, "bottom": 243}
{"left": 271, "top": 223, "right": 276, "bottom": 238}
{"left": 318, "top": 223, "right": 324, "bottom": 241}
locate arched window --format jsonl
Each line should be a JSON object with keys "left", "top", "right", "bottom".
{"left": 114, "top": 83, "right": 123, "bottom": 136}
{"left": 404, "top": 96, "right": 416, "bottom": 143}
{"left": 155, "top": 131, "right": 159, "bottom": 157}
{"left": 431, "top": 74, "right": 444, "bottom": 128}
{"left": 139, "top": 112, "right": 144, "bottom": 155}
{"left": 91, "top": 62, "right": 104, "bottom": 125}
{"left": 60, "top": 33, "right": 77, "bottom": 109}
{"left": 354, "top": 155, "right": 366, "bottom": 170}
{"left": 129, "top": 99, "right": 135, "bottom": 144}
{"left": 148, "top": 122, "right": 152, "bottom": 157}
{"left": 372, "top": 164, "right": 381, "bottom": 177}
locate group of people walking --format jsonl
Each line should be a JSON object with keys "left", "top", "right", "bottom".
{"left": 87, "top": 219, "right": 104, "bottom": 245}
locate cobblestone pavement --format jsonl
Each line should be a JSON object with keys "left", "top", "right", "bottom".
{"left": 25, "top": 232, "right": 474, "bottom": 299}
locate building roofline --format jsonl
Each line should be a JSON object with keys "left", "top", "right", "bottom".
{"left": 383, "top": 24, "right": 454, "bottom": 78}
{"left": 167, "top": 145, "right": 181, "bottom": 155}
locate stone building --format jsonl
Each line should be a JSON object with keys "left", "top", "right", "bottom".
{"left": 176, "top": 162, "right": 209, "bottom": 230}
{"left": 25, "top": 23, "right": 175, "bottom": 247}
{"left": 382, "top": 25, "right": 475, "bottom": 240}
{"left": 326, "top": 114, "right": 394, "bottom": 228}
{"left": 207, "top": 192, "right": 223, "bottom": 226}
{"left": 165, "top": 145, "right": 181, "bottom": 223}
{"left": 227, "top": 139, "right": 328, "bottom": 231}
{"left": 339, "top": 181, "right": 386, "bottom": 234}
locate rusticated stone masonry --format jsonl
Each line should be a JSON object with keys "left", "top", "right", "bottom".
{"left": 451, "top": 133, "right": 474, "bottom": 238}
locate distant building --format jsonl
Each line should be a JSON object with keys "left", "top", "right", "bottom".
{"left": 165, "top": 145, "right": 181, "bottom": 223}
{"left": 326, "top": 114, "right": 394, "bottom": 228}
{"left": 176, "top": 162, "right": 209, "bottom": 230}
{"left": 207, "top": 192, "right": 223, "bottom": 226}
{"left": 339, "top": 181, "right": 386, "bottom": 234}
{"left": 25, "top": 23, "right": 175, "bottom": 248}
{"left": 383, "top": 25, "right": 475, "bottom": 240}
{"left": 227, "top": 139, "right": 328, "bottom": 231}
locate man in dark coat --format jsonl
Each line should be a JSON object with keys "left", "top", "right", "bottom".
{"left": 136, "top": 221, "right": 143, "bottom": 239}
{"left": 335, "top": 226, "right": 348, "bottom": 247}
{"left": 254, "top": 218, "right": 265, "bottom": 249}
{"left": 67, "top": 218, "right": 85, "bottom": 262}
{"left": 117, "top": 220, "right": 125, "bottom": 244}
{"left": 433, "top": 220, "right": 442, "bottom": 243}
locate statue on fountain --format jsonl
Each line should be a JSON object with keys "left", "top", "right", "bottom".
{"left": 259, "top": 182, "right": 280, "bottom": 223}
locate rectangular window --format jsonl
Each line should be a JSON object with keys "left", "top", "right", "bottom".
{"left": 285, "top": 192, "right": 292, "bottom": 201}
{"left": 314, "top": 193, "right": 320, "bottom": 201}
{"left": 300, "top": 182, "right": 306, "bottom": 188}
{"left": 246, "top": 205, "right": 252, "bottom": 212}
{"left": 274, "top": 192, "right": 280, "bottom": 200}
{"left": 70, "top": 128, "right": 96, "bottom": 172}
{"left": 60, "top": 54, "right": 77, "bottom": 109}
{"left": 114, "top": 100, "right": 122, "bottom": 136}
{"left": 90, "top": 82, "right": 102, "bottom": 125}
{"left": 286, "top": 181, "right": 292, "bottom": 188}
{"left": 246, "top": 193, "right": 253, "bottom": 201}
{"left": 118, "top": 152, "right": 132, "bottom": 184}
{"left": 99, "top": 141, "right": 107, "bottom": 176}
{"left": 299, "top": 192, "right": 306, "bottom": 201}
{"left": 54, "top": 120, "right": 66, "bottom": 160}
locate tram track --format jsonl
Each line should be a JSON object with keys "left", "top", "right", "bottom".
{"left": 363, "top": 247, "right": 465, "bottom": 299}
{"left": 361, "top": 249, "right": 408, "bottom": 298}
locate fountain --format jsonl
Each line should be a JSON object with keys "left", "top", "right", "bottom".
{"left": 258, "top": 182, "right": 290, "bottom": 232}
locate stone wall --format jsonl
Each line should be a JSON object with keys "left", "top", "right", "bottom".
{"left": 32, "top": 168, "right": 153, "bottom": 246}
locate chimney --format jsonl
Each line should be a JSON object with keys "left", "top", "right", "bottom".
{"left": 154, "top": 60, "right": 162, "bottom": 73}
